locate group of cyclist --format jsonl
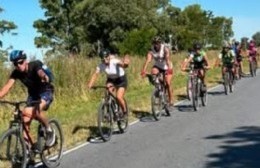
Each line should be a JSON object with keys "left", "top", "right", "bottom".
{"left": 0, "top": 36, "right": 258, "bottom": 166}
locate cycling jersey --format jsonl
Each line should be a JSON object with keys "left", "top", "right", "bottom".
{"left": 219, "top": 50, "right": 235, "bottom": 65}
{"left": 10, "top": 60, "right": 54, "bottom": 96}
{"left": 189, "top": 51, "right": 206, "bottom": 69}
{"left": 96, "top": 55, "right": 125, "bottom": 79}
{"left": 151, "top": 44, "right": 172, "bottom": 70}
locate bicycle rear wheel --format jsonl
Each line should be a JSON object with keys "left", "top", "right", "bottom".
{"left": 0, "top": 128, "right": 27, "bottom": 168}
{"left": 117, "top": 99, "right": 129, "bottom": 133}
{"left": 98, "top": 101, "right": 113, "bottom": 141}
{"left": 223, "top": 72, "right": 229, "bottom": 95}
{"left": 41, "top": 119, "right": 64, "bottom": 168}
{"left": 151, "top": 88, "right": 163, "bottom": 121}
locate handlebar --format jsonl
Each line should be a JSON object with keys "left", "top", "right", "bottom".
{"left": 0, "top": 100, "right": 41, "bottom": 107}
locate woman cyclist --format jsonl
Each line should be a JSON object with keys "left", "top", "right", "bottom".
{"left": 181, "top": 43, "right": 210, "bottom": 91}
{"left": 88, "top": 49, "right": 130, "bottom": 116}
{"left": 141, "top": 36, "right": 174, "bottom": 106}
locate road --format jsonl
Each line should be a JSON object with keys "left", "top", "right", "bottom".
{"left": 50, "top": 73, "right": 260, "bottom": 168}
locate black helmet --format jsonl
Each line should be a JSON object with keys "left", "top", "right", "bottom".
{"left": 193, "top": 43, "right": 201, "bottom": 50}
{"left": 152, "top": 36, "right": 162, "bottom": 44}
{"left": 99, "top": 49, "right": 110, "bottom": 59}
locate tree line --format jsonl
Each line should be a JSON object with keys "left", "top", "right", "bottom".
{"left": 1, "top": 0, "right": 260, "bottom": 58}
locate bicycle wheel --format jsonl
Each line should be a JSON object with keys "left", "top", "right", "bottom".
{"left": 229, "top": 71, "right": 234, "bottom": 93}
{"left": 98, "top": 100, "right": 113, "bottom": 141}
{"left": 41, "top": 119, "right": 64, "bottom": 168}
{"left": 0, "top": 128, "right": 27, "bottom": 168}
{"left": 117, "top": 99, "right": 129, "bottom": 133}
{"left": 163, "top": 88, "right": 171, "bottom": 116}
{"left": 223, "top": 72, "right": 229, "bottom": 95}
{"left": 191, "top": 78, "right": 199, "bottom": 111}
{"left": 250, "top": 61, "right": 255, "bottom": 77}
{"left": 253, "top": 61, "right": 257, "bottom": 76}
{"left": 186, "top": 77, "right": 192, "bottom": 101}
{"left": 200, "top": 83, "right": 207, "bottom": 107}
{"left": 151, "top": 88, "right": 163, "bottom": 121}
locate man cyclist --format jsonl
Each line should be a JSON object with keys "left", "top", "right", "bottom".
{"left": 215, "top": 43, "right": 236, "bottom": 81}
{"left": 181, "top": 43, "right": 210, "bottom": 91}
{"left": 88, "top": 49, "right": 130, "bottom": 116}
{"left": 0, "top": 50, "right": 55, "bottom": 149}
{"left": 141, "top": 36, "right": 174, "bottom": 106}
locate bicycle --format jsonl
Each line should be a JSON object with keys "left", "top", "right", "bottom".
{"left": 146, "top": 72, "right": 170, "bottom": 121}
{"left": 223, "top": 65, "right": 235, "bottom": 95}
{"left": 92, "top": 86, "right": 128, "bottom": 142}
{"left": 249, "top": 55, "right": 257, "bottom": 77}
{"left": 185, "top": 63, "right": 207, "bottom": 111}
{"left": 0, "top": 100, "right": 64, "bottom": 168}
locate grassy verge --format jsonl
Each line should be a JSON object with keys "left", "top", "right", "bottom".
{"left": 0, "top": 50, "right": 257, "bottom": 150}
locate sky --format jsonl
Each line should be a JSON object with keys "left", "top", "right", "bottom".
{"left": 1, "top": 0, "right": 260, "bottom": 58}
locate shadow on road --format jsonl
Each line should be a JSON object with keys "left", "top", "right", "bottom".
{"left": 175, "top": 104, "right": 195, "bottom": 112}
{"left": 207, "top": 90, "right": 225, "bottom": 96}
{"left": 205, "top": 126, "right": 260, "bottom": 168}
{"left": 132, "top": 110, "right": 156, "bottom": 122}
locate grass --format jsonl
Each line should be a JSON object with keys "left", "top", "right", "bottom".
{"left": 0, "top": 50, "right": 258, "bottom": 151}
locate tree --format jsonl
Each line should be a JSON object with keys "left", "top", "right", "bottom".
{"left": 0, "top": 6, "right": 17, "bottom": 63}
{"left": 252, "top": 32, "right": 260, "bottom": 47}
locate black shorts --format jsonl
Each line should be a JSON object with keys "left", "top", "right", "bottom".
{"left": 152, "top": 65, "right": 166, "bottom": 74}
{"left": 107, "top": 75, "right": 128, "bottom": 88}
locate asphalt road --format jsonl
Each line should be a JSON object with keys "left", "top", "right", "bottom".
{"left": 44, "top": 73, "right": 260, "bottom": 168}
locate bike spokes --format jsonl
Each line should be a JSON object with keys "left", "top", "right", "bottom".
{"left": 98, "top": 103, "right": 113, "bottom": 141}
{"left": 41, "top": 119, "right": 64, "bottom": 168}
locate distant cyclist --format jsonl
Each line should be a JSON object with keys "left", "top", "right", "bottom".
{"left": 141, "top": 36, "right": 174, "bottom": 106}
{"left": 215, "top": 43, "right": 236, "bottom": 79}
{"left": 248, "top": 40, "right": 258, "bottom": 66}
{"left": 181, "top": 43, "right": 210, "bottom": 91}
{"left": 88, "top": 49, "right": 130, "bottom": 116}
{"left": 0, "top": 50, "right": 55, "bottom": 149}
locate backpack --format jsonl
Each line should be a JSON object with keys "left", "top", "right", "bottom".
{"left": 42, "top": 64, "right": 54, "bottom": 83}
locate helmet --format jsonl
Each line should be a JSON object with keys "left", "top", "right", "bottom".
{"left": 222, "top": 41, "right": 231, "bottom": 48}
{"left": 9, "top": 50, "right": 27, "bottom": 62}
{"left": 99, "top": 49, "right": 110, "bottom": 59}
{"left": 234, "top": 41, "right": 240, "bottom": 46}
{"left": 193, "top": 43, "right": 201, "bottom": 50}
{"left": 152, "top": 36, "right": 162, "bottom": 44}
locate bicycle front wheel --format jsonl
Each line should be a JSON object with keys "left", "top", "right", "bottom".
{"left": 151, "top": 89, "right": 163, "bottom": 121}
{"left": 98, "top": 101, "right": 113, "bottom": 142}
{"left": 117, "top": 99, "right": 129, "bottom": 133}
{"left": 0, "top": 128, "right": 27, "bottom": 168}
{"left": 192, "top": 80, "right": 199, "bottom": 111}
{"left": 41, "top": 119, "right": 64, "bottom": 168}
{"left": 223, "top": 72, "right": 229, "bottom": 95}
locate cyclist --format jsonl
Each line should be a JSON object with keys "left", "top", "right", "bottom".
{"left": 215, "top": 43, "right": 236, "bottom": 80}
{"left": 141, "top": 36, "right": 174, "bottom": 106}
{"left": 181, "top": 43, "right": 210, "bottom": 91}
{"left": 248, "top": 40, "right": 258, "bottom": 66}
{"left": 0, "top": 50, "right": 55, "bottom": 149}
{"left": 232, "top": 41, "right": 243, "bottom": 79}
{"left": 88, "top": 49, "right": 130, "bottom": 116}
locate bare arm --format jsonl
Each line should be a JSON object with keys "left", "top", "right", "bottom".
{"left": 117, "top": 55, "right": 130, "bottom": 68}
{"left": 181, "top": 57, "right": 192, "bottom": 71}
{"left": 37, "top": 69, "right": 49, "bottom": 83}
{"left": 87, "top": 71, "right": 99, "bottom": 89}
{"left": 164, "top": 47, "right": 172, "bottom": 70}
{"left": 141, "top": 52, "right": 152, "bottom": 73}
{"left": 0, "top": 79, "right": 15, "bottom": 98}
{"left": 203, "top": 54, "right": 210, "bottom": 69}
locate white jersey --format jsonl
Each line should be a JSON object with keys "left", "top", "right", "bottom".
{"left": 151, "top": 44, "right": 171, "bottom": 70}
{"left": 96, "top": 56, "right": 125, "bottom": 79}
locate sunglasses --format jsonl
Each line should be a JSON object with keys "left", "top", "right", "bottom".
{"left": 13, "top": 60, "right": 25, "bottom": 67}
